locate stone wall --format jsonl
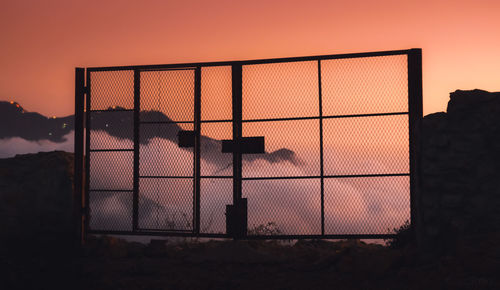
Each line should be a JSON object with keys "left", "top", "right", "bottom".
{"left": 420, "top": 89, "right": 500, "bottom": 249}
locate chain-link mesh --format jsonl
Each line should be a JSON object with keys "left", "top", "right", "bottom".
{"left": 89, "top": 151, "right": 133, "bottom": 190}
{"left": 201, "top": 66, "right": 232, "bottom": 121}
{"left": 85, "top": 51, "right": 414, "bottom": 237}
{"left": 90, "top": 70, "right": 134, "bottom": 110}
{"left": 136, "top": 69, "right": 196, "bottom": 231}
{"left": 321, "top": 55, "right": 408, "bottom": 115}
{"left": 87, "top": 69, "right": 135, "bottom": 233}
{"left": 139, "top": 123, "right": 194, "bottom": 177}
{"left": 89, "top": 111, "right": 134, "bottom": 150}
{"left": 240, "top": 55, "right": 409, "bottom": 235}
{"left": 140, "top": 70, "right": 194, "bottom": 122}
{"left": 200, "top": 178, "right": 232, "bottom": 234}
{"left": 200, "top": 122, "right": 232, "bottom": 176}
{"left": 242, "top": 61, "right": 318, "bottom": 120}
{"left": 324, "top": 176, "right": 410, "bottom": 234}
{"left": 242, "top": 119, "right": 320, "bottom": 177}
{"left": 88, "top": 191, "right": 133, "bottom": 231}
{"left": 138, "top": 178, "right": 193, "bottom": 231}
{"left": 323, "top": 115, "right": 409, "bottom": 175}
{"left": 244, "top": 179, "right": 321, "bottom": 235}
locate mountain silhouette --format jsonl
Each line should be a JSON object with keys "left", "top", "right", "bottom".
{"left": 1, "top": 101, "right": 302, "bottom": 165}
{"left": 0, "top": 101, "right": 73, "bottom": 142}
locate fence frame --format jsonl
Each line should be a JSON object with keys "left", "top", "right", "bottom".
{"left": 74, "top": 48, "right": 422, "bottom": 241}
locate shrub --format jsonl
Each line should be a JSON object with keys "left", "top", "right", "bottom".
{"left": 385, "top": 220, "right": 413, "bottom": 249}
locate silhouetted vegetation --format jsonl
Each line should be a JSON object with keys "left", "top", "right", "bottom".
{"left": 248, "top": 222, "right": 282, "bottom": 235}
{"left": 385, "top": 220, "right": 413, "bottom": 249}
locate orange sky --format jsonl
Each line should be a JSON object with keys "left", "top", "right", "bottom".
{"left": 1, "top": 0, "right": 500, "bottom": 117}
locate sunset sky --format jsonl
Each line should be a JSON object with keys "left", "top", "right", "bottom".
{"left": 1, "top": 0, "right": 500, "bottom": 117}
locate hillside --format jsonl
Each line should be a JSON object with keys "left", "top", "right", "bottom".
{"left": 0, "top": 101, "right": 300, "bottom": 164}
{"left": 2, "top": 89, "right": 500, "bottom": 289}
{"left": 0, "top": 101, "right": 73, "bottom": 142}
{"left": 0, "top": 151, "right": 74, "bottom": 250}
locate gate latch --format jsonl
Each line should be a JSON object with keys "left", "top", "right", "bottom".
{"left": 222, "top": 137, "right": 265, "bottom": 154}
{"left": 177, "top": 130, "right": 195, "bottom": 148}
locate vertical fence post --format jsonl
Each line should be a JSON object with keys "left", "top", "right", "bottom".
{"left": 194, "top": 67, "right": 201, "bottom": 234}
{"left": 84, "top": 69, "right": 91, "bottom": 242}
{"left": 133, "top": 70, "right": 141, "bottom": 231}
{"left": 229, "top": 64, "right": 246, "bottom": 239}
{"left": 318, "top": 60, "right": 325, "bottom": 236}
{"left": 74, "top": 68, "right": 85, "bottom": 247}
{"left": 232, "top": 64, "right": 242, "bottom": 204}
{"left": 408, "top": 48, "right": 423, "bottom": 247}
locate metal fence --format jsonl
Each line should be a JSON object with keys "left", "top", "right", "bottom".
{"left": 74, "top": 49, "right": 422, "bottom": 240}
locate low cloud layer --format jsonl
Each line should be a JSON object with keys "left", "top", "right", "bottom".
{"left": 85, "top": 131, "right": 409, "bottom": 235}
{"left": 0, "top": 131, "right": 74, "bottom": 158}
{"left": 0, "top": 130, "right": 409, "bottom": 236}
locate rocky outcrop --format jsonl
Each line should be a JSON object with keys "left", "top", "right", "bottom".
{"left": 420, "top": 89, "right": 500, "bottom": 251}
{"left": 0, "top": 151, "right": 75, "bottom": 252}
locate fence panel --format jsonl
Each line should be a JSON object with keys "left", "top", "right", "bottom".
{"left": 81, "top": 49, "right": 420, "bottom": 239}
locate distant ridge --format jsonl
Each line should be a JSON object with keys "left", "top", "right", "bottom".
{"left": 0, "top": 101, "right": 301, "bottom": 165}
{"left": 0, "top": 101, "right": 73, "bottom": 142}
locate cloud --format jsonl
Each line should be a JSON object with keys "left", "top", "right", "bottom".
{"left": 0, "top": 129, "right": 409, "bottom": 237}
{"left": 0, "top": 131, "right": 74, "bottom": 158}
{"left": 86, "top": 131, "right": 409, "bottom": 236}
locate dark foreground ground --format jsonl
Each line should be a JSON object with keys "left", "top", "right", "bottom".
{"left": 2, "top": 233, "right": 499, "bottom": 290}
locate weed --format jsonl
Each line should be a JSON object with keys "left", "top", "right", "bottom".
{"left": 248, "top": 222, "right": 282, "bottom": 235}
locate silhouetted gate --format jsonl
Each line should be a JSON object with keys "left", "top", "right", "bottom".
{"left": 74, "top": 49, "right": 422, "bottom": 240}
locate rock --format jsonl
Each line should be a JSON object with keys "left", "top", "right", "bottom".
{"left": 420, "top": 89, "right": 500, "bottom": 253}
{"left": 0, "top": 151, "right": 74, "bottom": 252}
{"left": 422, "top": 112, "right": 447, "bottom": 131}
{"left": 441, "top": 194, "right": 463, "bottom": 208}
{"left": 447, "top": 89, "right": 500, "bottom": 114}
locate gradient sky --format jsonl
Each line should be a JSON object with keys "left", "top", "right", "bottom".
{"left": 1, "top": 0, "right": 500, "bottom": 117}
